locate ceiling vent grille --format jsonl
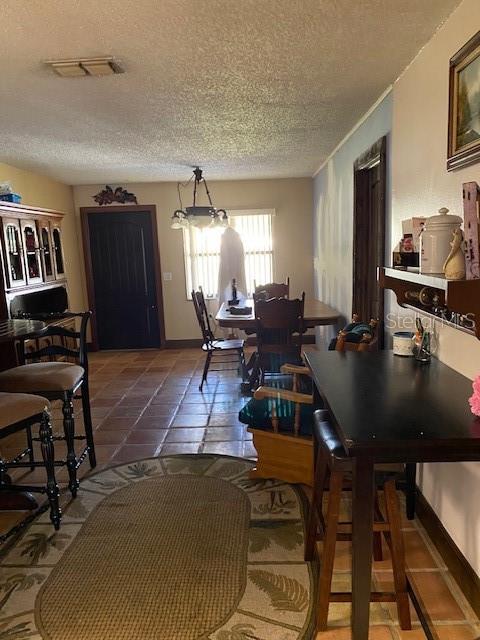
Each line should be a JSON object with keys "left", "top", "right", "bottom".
{"left": 45, "top": 57, "right": 124, "bottom": 77}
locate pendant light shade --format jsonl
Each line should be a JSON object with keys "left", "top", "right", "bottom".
{"left": 171, "top": 167, "right": 228, "bottom": 230}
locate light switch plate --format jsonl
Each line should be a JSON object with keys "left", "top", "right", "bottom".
{"left": 163, "top": 272, "right": 172, "bottom": 281}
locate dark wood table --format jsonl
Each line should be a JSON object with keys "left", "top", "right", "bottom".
{"left": 216, "top": 298, "right": 340, "bottom": 330}
{"left": 0, "top": 318, "right": 47, "bottom": 344}
{"left": 304, "top": 350, "right": 480, "bottom": 640}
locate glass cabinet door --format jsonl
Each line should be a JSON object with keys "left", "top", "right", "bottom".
{"left": 20, "top": 220, "right": 43, "bottom": 285}
{"left": 51, "top": 223, "right": 65, "bottom": 278}
{"left": 39, "top": 222, "right": 55, "bottom": 282}
{"left": 3, "top": 218, "right": 27, "bottom": 288}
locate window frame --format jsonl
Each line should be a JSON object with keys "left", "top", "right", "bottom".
{"left": 182, "top": 208, "right": 275, "bottom": 300}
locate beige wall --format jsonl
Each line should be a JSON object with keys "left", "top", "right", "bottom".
{"left": 73, "top": 178, "right": 313, "bottom": 341}
{"left": 390, "top": 0, "right": 480, "bottom": 575}
{"left": 0, "top": 163, "right": 85, "bottom": 312}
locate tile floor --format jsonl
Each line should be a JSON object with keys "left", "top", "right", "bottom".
{"left": 0, "top": 347, "right": 479, "bottom": 640}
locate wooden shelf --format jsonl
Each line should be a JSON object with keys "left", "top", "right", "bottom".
{"left": 379, "top": 267, "right": 480, "bottom": 339}
{"left": 383, "top": 268, "right": 448, "bottom": 291}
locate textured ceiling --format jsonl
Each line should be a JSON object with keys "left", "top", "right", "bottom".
{"left": 0, "top": 0, "right": 461, "bottom": 184}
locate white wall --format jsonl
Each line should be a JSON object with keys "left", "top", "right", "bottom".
{"left": 390, "top": 0, "right": 480, "bottom": 575}
{"left": 313, "top": 0, "right": 480, "bottom": 576}
{"left": 313, "top": 92, "right": 393, "bottom": 346}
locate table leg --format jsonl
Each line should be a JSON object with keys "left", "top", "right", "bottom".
{"left": 351, "top": 456, "right": 375, "bottom": 640}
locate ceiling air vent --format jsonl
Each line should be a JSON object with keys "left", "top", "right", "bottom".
{"left": 45, "top": 57, "right": 124, "bottom": 77}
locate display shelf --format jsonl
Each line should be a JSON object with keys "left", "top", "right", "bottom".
{"left": 379, "top": 267, "right": 480, "bottom": 339}
{"left": 383, "top": 267, "right": 448, "bottom": 291}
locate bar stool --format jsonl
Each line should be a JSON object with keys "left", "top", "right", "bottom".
{"left": 0, "top": 392, "right": 61, "bottom": 531}
{"left": 0, "top": 312, "right": 95, "bottom": 497}
{"left": 305, "top": 410, "right": 411, "bottom": 632}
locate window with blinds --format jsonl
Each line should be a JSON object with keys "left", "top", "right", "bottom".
{"left": 183, "top": 211, "right": 273, "bottom": 298}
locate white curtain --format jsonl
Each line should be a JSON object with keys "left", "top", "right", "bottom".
{"left": 217, "top": 226, "right": 247, "bottom": 307}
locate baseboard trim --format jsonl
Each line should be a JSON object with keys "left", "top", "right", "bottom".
{"left": 165, "top": 335, "right": 316, "bottom": 349}
{"left": 415, "top": 489, "right": 480, "bottom": 617}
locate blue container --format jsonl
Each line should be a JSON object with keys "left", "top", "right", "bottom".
{"left": 0, "top": 193, "right": 22, "bottom": 203}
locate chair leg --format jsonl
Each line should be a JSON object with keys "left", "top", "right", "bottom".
{"left": 199, "top": 351, "right": 212, "bottom": 391}
{"left": 62, "top": 392, "right": 79, "bottom": 498}
{"left": 81, "top": 379, "right": 96, "bottom": 468}
{"left": 39, "top": 411, "right": 61, "bottom": 530}
{"left": 304, "top": 447, "right": 328, "bottom": 560}
{"left": 405, "top": 463, "right": 416, "bottom": 520}
{"left": 238, "top": 348, "right": 248, "bottom": 382}
{"left": 384, "top": 479, "right": 411, "bottom": 630}
{"left": 316, "top": 469, "right": 344, "bottom": 631}
{"left": 373, "top": 492, "right": 384, "bottom": 561}
{"left": 26, "top": 425, "right": 35, "bottom": 471}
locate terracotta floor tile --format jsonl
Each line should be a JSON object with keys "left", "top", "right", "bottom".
{"left": 134, "top": 416, "right": 174, "bottom": 430}
{"left": 125, "top": 430, "right": 168, "bottom": 445}
{"left": 161, "top": 442, "right": 202, "bottom": 455}
{"left": 314, "top": 626, "right": 394, "bottom": 640}
{"left": 91, "top": 430, "right": 129, "bottom": 445}
{"left": 172, "top": 414, "right": 209, "bottom": 428}
{"left": 111, "top": 444, "right": 161, "bottom": 463}
{"left": 376, "top": 571, "right": 466, "bottom": 622}
{"left": 108, "top": 406, "right": 145, "bottom": 418}
{"left": 165, "top": 428, "right": 206, "bottom": 443}
{"left": 205, "top": 426, "right": 247, "bottom": 441}
{"left": 176, "top": 404, "right": 211, "bottom": 415}
{"left": 397, "top": 624, "right": 478, "bottom": 639}
{"left": 98, "top": 416, "right": 138, "bottom": 430}
{"left": 208, "top": 413, "right": 243, "bottom": 426}
{"left": 203, "top": 441, "right": 244, "bottom": 456}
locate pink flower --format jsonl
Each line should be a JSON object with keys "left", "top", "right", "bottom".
{"left": 469, "top": 375, "right": 480, "bottom": 416}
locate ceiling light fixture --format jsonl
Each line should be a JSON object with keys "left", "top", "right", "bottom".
{"left": 45, "top": 56, "right": 124, "bottom": 77}
{"left": 171, "top": 167, "right": 228, "bottom": 230}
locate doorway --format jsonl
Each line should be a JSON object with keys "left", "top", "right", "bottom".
{"left": 81, "top": 205, "right": 165, "bottom": 350}
{"left": 352, "top": 136, "right": 387, "bottom": 346}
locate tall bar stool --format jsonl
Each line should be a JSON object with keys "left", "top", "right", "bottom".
{"left": 0, "top": 312, "right": 94, "bottom": 497}
{"left": 305, "top": 410, "right": 411, "bottom": 632}
{"left": 0, "top": 392, "right": 61, "bottom": 531}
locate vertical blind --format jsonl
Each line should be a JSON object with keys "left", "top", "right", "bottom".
{"left": 183, "top": 212, "right": 273, "bottom": 298}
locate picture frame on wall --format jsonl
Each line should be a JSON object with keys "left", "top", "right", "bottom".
{"left": 447, "top": 30, "right": 480, "bottom": 171}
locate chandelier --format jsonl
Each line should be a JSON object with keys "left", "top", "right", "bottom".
{"left": 171, "top": 167, "right": 228, "bottom": 229}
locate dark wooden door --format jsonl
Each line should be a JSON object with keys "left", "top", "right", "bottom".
{"left": 86, "top": 210, "right": 161, "bottom": 350}
{"left": 352, "top": 137, "right": 387, "bottom": 345}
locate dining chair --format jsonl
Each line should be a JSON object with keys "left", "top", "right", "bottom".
{"left": 239, "top": 362, "right": 315, "bottom": 485}
{"left": 0, "top": 392, "right": 61, "bottom": 533}
{"left": 254, "top": 277, "right": 290, "bottom": 300}
{"left": 0, "top": 312, "right": 95, "bottom": 498}
{"left": 305, "top": 409, "right": 411, "bottom": 632}
{"left": 192, "top": 289, "right": 247, "bottom": 391}
{"left": 254, "top": 293, "right": 305, "bottom": 385}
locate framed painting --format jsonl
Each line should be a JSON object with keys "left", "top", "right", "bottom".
{"left": 448, "top": 31, "right": 480, "bottom": 171}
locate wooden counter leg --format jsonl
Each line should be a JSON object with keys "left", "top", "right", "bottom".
{"left": 351, "top": 456, "right": 375, "bottom": 640}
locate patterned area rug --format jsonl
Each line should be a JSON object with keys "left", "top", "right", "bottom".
{"left": 0, "top": 455, "right": 316, "bottom": 639}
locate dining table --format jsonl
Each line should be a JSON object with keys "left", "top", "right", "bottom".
{"left": 216, "top": 297, "right": 340, "bottom": 330}
{"left": 216, "top": 298, "right": 340, "bottom": 391}
{"left": 304, "top": 349, "right": 480, "bottom": 640}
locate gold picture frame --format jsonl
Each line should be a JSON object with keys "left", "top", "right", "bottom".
{"left": 448, "top": 31, "right": 480, "bottom": 171}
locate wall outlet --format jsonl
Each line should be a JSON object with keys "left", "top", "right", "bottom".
{"left": 163, "top": 272, "right": 172, "bottom": 281}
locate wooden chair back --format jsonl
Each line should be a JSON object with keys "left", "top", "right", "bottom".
{"left": 18, "top": 311, "right": 92, "bottom": 371}
{"left": 255, "top": 294, "right": 305, "bottom": 373}
{"left": 254, "top": 277, "right": 290, "bottom": 300}
{"left": 191, "top": 288, "right": 215, "bottom": 346}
